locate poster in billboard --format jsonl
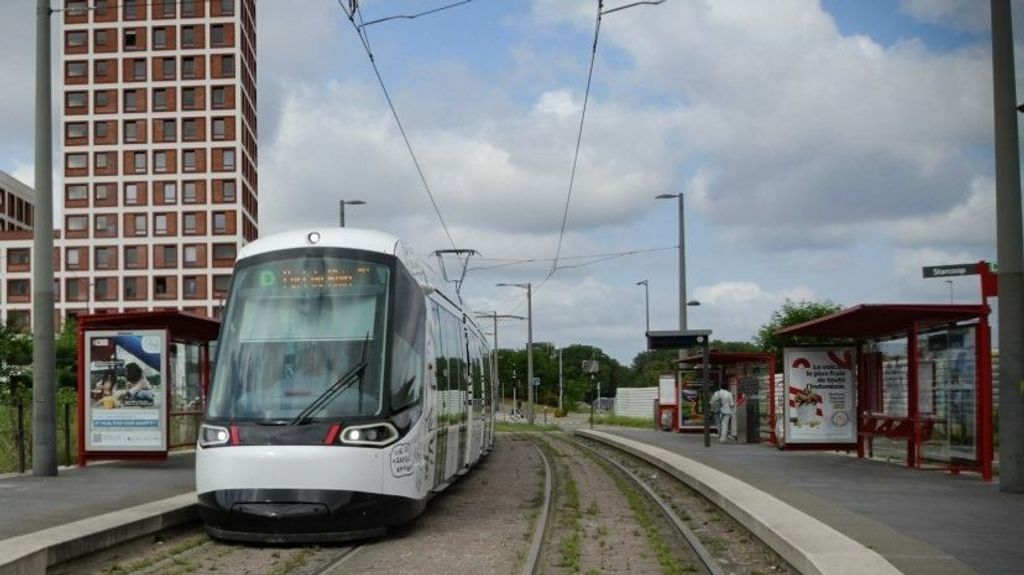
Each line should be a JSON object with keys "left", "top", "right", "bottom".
{"left": 658, "top": 374, "right": 677, "bottom": 406}
{"left": 783, "top": 347, "right": 857, "bottom": 444}
{"left": 85, "top": 330, "right": 168, "bottom": 452}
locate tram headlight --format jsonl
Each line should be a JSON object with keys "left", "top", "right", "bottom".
{"left": 339, "top": 422, "right": 399, "bottom": 447}
{"left": 199, "top": 424, "right": 230, "bottom": 448}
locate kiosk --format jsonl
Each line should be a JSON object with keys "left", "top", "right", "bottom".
{"left": 677, "top": 352, "right": 776, "bottom": 443}
{"left": 77, "top": 311, "right": 220, "bottom": 465}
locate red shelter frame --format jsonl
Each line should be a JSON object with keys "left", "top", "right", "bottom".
{"left": 678, "top": 352, "right": 776, "bottom": 442}
{"left": 776, "top": 303, "right": 993, "bottom": 480}
{"left": 76, "top": 311, "right": 221, "bottom": 466}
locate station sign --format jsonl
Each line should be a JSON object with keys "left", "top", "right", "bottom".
{"left": 922, "top": 263, "right": 979, "bottom": 278}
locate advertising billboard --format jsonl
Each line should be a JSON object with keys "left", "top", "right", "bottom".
{"left": 84, "top": 330, "right": 168, "bottom": 452}
{"left": 783, "top": 347, "right": 857, "bottom": 445}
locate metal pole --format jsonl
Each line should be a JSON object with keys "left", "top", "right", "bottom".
{"left": 339, "top": 200, "right": 346, "bottom": 227}
{"left": 558, "top": 348, "right": 563, "bottom": 411}
{"left": 946, "top": 280, "right": 953, "bottom": 304}
{"left": 702, "top": 340, "right": 710, "bottom": 447}
{"left": 644, "top": 281, "right": 650, "bottom": 333}
{"left": 992, "top": 0, "right": 1024, "bottom": 492}
{"left": 491, "top": 313, "right": 499, "bottom": 415}
{"left": 589, "top": 374, "right": 595, "bottom": 429}
{"left": 527, "top": 283, "right": 534, "bottom": 424}
{"left": 33, "top": 0, "right": 57, "bottom": 477}
{"left": 678, "top": 194, "right": 687, "bottom": 330}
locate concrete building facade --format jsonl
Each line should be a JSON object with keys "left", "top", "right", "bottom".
{"left": 1, "top": 0, "right": 258, "bottom": 329}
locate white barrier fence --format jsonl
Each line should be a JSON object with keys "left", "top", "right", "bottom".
{"left": 613, "top": 387, "right": 659, "bottom": 419}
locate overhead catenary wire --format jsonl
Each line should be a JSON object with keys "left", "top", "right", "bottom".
{"left": 337, "top": 0, "right": 458, "bottom": 250}
{"left": 469, "top": 245, "right": 677, "bottom": 272}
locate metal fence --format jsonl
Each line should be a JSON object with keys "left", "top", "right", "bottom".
{"left": 0, "top": 398, "right": 78, "bottom": 474}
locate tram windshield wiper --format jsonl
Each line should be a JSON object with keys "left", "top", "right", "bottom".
{"left": 289, "top": 335, "right": 371, "bottom": 426}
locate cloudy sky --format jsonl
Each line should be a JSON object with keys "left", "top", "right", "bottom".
{"left": 0, "top": 0, "right": 1016, "bottom": 363}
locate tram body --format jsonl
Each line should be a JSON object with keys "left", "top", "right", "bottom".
{"left": 196, "top": 228, "right": 495, "bottom": 543}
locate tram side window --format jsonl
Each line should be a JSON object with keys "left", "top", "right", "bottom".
{"left": 390, "top": 267, "right": 425, "bottom": 410}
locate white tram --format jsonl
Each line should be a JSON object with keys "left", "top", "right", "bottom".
{"left": 196, "top": 228, "right": 495, "bottom": 543}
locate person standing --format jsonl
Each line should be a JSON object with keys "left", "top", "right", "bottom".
{"left": 711, "top": 384, "right": 735, "bottom": 443}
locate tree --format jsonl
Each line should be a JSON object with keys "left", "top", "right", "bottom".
{"left": 0, "top": 324, "right": 33, "bottom": 401}
{"left": 755, "top": 299, "right": 844, "bottom": 362}
{"left": 55, "top": 320, "right": 79, "bottom": 390}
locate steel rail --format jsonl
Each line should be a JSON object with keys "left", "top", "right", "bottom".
{"left": 309, "top": 544, "right": 362, "bottom": 575}
{"left": 571, "top": 439, "right": 724, "bottom": 575}
{"left": 521, "top": 442, "right": 553, "bottom": 575}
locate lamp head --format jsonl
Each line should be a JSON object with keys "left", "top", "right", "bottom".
{"left": 655, "top": 193, "right": 680, "bottom": 200}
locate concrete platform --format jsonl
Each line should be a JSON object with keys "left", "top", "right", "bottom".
{"left": 581, "top": 427, "right": 1024, "bottom": 575}
{"left": 0, "top": 453, "right": 197, "bottom": 574}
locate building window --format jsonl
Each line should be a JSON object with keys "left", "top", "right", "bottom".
{"left": 67, "top": 30, "right": 87, "bottom": 47}
{"left": 222, "top": 149, "right": 235, "bottom": 170}
{"left": 67, "top": 61, "right": 87, "bottom": 78}
{"left": 66, "top": 122, "right": 87, "bottom": 139}
{"left": 133, "top": 152, "right": 147, "bottom": 173}
{"left": 183, "top": 276, "right": 198, "bottom": 297}
{"left": 183, "top": 181, "right": 197, "bottom": 203}
{"left": 153, "top": 27, "right": 167, "bottom": 48}
{"left": 211, "top": 25, "right": 226, "bottom": 46}
{"left": 182, "top": 0, "right": 197, "bottom": 17}
{"left": 153, "top": 88, "right": 167, "bottom": 110}
{"left": 8, "top": 249, "right": 29, "bottom": 265}
{"left": 94, "top": 121, "right": 109, "bottom": 139}
{"left": 213, "top": 244, "right": 236, "bottom": 260}
{"left": 124, "top": 0, "right": 138, "bottom": 19}
{"left": 66, "top": 249, "right": 81, "bottom": 270}
{"left": 213, "top": 275, "right": 231, "bottom": 295}
{"left": 95, "top": 246, "right": 110, "bottom": 268}
{"left": 183, "top": 213, "right": 197, "bottom": 234}
{"left": 95, "top": 214, "right": 112, "bottom": 232}
{"left": 182, "top": 87, "right": 197, "bottom": 109}
{"left": 66, "top": 184, "right": 87, "bottom": 200}
{"left": 124, "top": 121, "right": 138, "bottom": 142}
{"left": 124, "top": 246, "right": 139, "bottom": 268}
{"left": 162, "top": 246, "right": 177, "bottom": 267}
{"left": 94, "top": 152, "right": 109, "bottom": 169}
{"left": 134, "top": 214, "right": 147, "bottom": 235}
{"left": 155, "top": 277, "right": 169, "bottom": 296}
{"left": 9, "top": 280, "right": 30, "bottom": 297}
{"left": 94, "top": 60, "right": 109, "bottom": 78}
{"left": 161, "top": 0, "right": 175, "bottom": 17}
{"left": 125, "top": 183, "right": 138, "bottom": 205}
{"left": 212, "top": 118, "right": 226, "bottom": 140}
{"left": 155, "top": 214, "right": 168, "bottom": 235}
{"left": 67, "top": 91, "right": 87, "bottom": 108}
{"left": 183, "top": 246, "right": 198, "bottom": 267}
{"left": 67, "top": 1, "right": 87, "bottom": 16}
{"left": 94, "top": 29, "right": 108, "bottom": 46}
{"left": 161, "top": 119, "right": 176, "bottom": 141}
{"left": 221, "top": 55, "right": 235, "bottom": 77}
{"left": 182, "top": 57, "right": 196, "bottom": 79}
{"left": 154, "top": 150, "right": 168, "bottom": 172}
{"left": 183, "top": 118, "right": 198, "bottom": 141}
{"left": 162, "top": 182, "right": 177, "bottom": 203}
{"left": 222, "top": 180, "right": 236, "bottom": 201}
{"left": 94, "top": 90, "right": 110, "bottom": 108}
{"left": 67, "top": 153, "right": 87, "bottom": 169}
{"left": 162, "top": 58, "right": 176, "bottom": 80}
{"left": 181, "top": 26, "right": 196, "bottom": 47}
{"left": 124, "top": 277, "right": 139, "bottom": 299}
{"left": 124, "top": 29, "right": 138, "bottom": 49}
{"left": 213, "top": 212, "right": 227, "bottom": 233}
{"left": 95, "top": 278, "right": 110, "bottom": 300}
{"left": 212, "top": 86, "right": 226, "bottom": 108}
{"left": 67, "top": 215, "right": 87, "bottom": 231}
{"left": 220, "top": 0, "right": 234, "bottom": 15}
{"left": 132, "top": 59, "right": 146, "bottom": 80}
{"left": 124, "top": 90, "right": 138, "bottom": 111}
{"left": 183, "top": 150, "right": 197, "bottom": 171}
{"left": 95, "top": 183, "right": 112, "bottom": 200}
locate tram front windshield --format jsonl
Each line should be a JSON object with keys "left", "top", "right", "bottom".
{"left": 207, "top": 252, "right": 390, "bottom": 422}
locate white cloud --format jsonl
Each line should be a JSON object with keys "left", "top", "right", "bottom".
{"left": 690, "top": 280, "right": 817, "bottom": 342}
{"left": 900, "top": 0, "right": 990, "bottom": 33}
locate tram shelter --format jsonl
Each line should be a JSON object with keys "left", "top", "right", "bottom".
{"left": 76, "top": 310, "right": 221, "bottom": 465}
{"left": 677, "top": 352, "right": 776, "bottom": 443}
{"left": 776, "top": 303, "right": 994, "bottom": 480}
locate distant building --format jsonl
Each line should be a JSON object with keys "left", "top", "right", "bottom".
{"left": 0, "top": 0, "right": 259, "bottom": 330}
{"left": 0, "top": 171, "right": 35, "bottom": 232}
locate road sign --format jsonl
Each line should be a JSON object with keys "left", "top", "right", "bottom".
{"left": 922, "top": 263, "right": 979, "bottom": 278}
{"left": 532, "top": 377, "right": 540, "bottom": 387}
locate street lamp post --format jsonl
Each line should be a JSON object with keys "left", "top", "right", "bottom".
{"left": 497, "top": 282, "right": 533, "bottom": 424}
{"left": 338, "top": 200, "right": 366, "bottom": 227}
{"left": 474, "top": 311, "right": 525, "bottom": 415}
{"left": 637, "top": 279, "right": 650, "bottom": 333}
{"left": 945, "top": 280, "right": 954, "bottom": 304}
{"left": 655, "top": 193, "right": 687, "bottom": 330}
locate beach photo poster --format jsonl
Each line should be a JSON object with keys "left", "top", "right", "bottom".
{"left": 84, "top": 329, "right": 168, "bottom": 452}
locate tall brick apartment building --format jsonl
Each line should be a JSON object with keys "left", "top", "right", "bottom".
{"left": 1, "top": 0, "right": 258, "bottom": 329}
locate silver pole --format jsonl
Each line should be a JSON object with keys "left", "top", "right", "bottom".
{"left": 678, "top": 194, "right": 687, "bottom": 330}
{"left": 644, "top": 281, "right": 650, "bottom": 333}
{"left": 32, "top": 0, "right": 57, "bottom": 476}
{"left": 338, "top": 200, "right": 345, "bottom": 227}
{"left": 526, "top": 283, "right": 534, "bottom": 424}
{"left": 491, "top": 313, "right": 499, "bottom": 415}
{"left": 702, "top": 340, "right": 710, "bottom": 448}
{"left": 992, "top": 0, "right": 1024, "bottom": 492}
{"left": 558, "top": 348, "right": 563, "bottom": 411}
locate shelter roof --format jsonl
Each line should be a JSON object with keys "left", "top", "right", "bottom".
{"left": 677, "top": 352, "right": 774, "bottom": 366}
{"left": 774, "top": 304, "right": 987, "bottom": 340}
{"left": 78, "top": 310, "right": 221, "bottom": 342}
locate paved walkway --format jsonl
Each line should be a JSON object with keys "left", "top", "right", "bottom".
{"left": 598, "top": 428, "right": 1024, "bottom": 575}
{"left": 0, "top": 453, "right": 195, "bottom": 541}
